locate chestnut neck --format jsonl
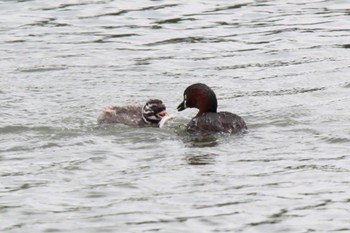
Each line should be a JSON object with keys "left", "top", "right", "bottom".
{"left": 195, "top": 90, "right": 217, "bottom": 116}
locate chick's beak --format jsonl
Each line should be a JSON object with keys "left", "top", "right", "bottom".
{"left": 156, "top": 111, "right": 167, "bottom": 118}
{"left": 156, "top": 104, "right": 167, "bottom": 118}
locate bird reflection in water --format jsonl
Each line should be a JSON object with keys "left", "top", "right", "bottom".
{"left": 186, "top": 153, "right": 218, "bottom": 165}
{"left": 185, "top": 135, "right": 219, "bottom": 147}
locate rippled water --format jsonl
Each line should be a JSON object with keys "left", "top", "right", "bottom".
{"left": 1, "top": 0, "right": 350, "bottom": 232}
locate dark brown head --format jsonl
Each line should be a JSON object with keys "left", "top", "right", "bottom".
{"left": 177, "top": 83, "right": 218, "bottom": 116}
{"left": 142, "top": 99, "right": 167, "bottom": 124}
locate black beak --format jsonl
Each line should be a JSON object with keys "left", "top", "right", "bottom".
{"left": 158, "top": 104, "right": 166, "bottom": 112}
{"left": 177, "top": 100, "right": 186, "bottom": 111}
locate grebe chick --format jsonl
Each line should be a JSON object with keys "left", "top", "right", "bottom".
{"left": 98, "top": 99, "right": 168, "bottom": 127}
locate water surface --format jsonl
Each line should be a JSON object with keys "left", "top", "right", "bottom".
{"left": 1, "top": 0, "right": 350, "bottom": 232}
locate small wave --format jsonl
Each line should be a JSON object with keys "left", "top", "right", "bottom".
{"left": 337, "top": 44, "right": 350, "bottom": 49}
{"left": 237, "top": 87, "right": 325, "bottom": 97}
{"left": 145, "top": 36, "right": 218, "bottom": 46}
{"left": 207, "top": 3, "right": 250, "bottom": 13}
{"left": 0, "top": 125, "right": 54, "bottom": 134}
{"left": 41, "top": 2, "right": 99, "bottom": 11}
{"left": 155, "top": 17, "right": 196, "bottom": 25}
{"left": 285, "top": 164, "right": 349, "bottom": 172}
{"left": 80, "top": 3, "right": 178, "bottom": 19}
{"left": 344, "top": 82, "right": 350, "bottom": 88}
{"left": 16, "top": 66, "right": 67, "bottom": 73}
{"left": 215, "top": 58, "right": 330, "bottom": 70}
{"left": 185, "top": 153, "right": 217, "bottom": 165}
{"left": 318, "top": 135, "right": 350, "bottom": 144}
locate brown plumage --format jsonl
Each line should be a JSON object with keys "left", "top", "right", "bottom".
{"left": 177, "top": 83, "right": 247, "bottom": 134}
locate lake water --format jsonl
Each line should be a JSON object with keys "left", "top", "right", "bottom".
{"left": 1, "top": 0, "right": 349, "bottom": 232}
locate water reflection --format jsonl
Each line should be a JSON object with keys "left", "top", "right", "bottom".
{"left": 182, "top": 134, "right": 219, "bottom": 147}
{"left": 185, "top": 153, "right": 217, "bottom": 165}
